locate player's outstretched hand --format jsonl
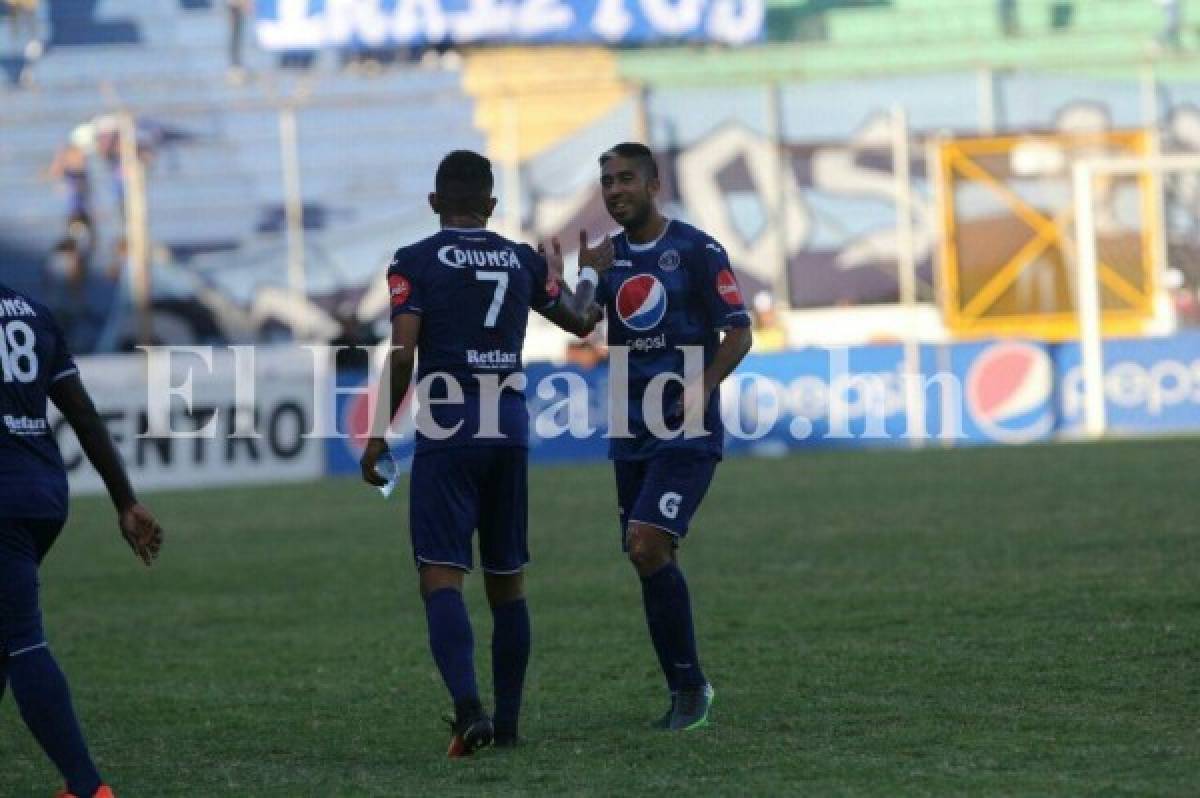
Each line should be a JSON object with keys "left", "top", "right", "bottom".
{"left": 541, "top": 237, "right": 567, "bottom": 295}
{"left": 360, "top": 437, "right": 389, "bottom": 487}
{"left": 119, "top": 503, "right": 163, "bottom": 567}
{"left": 578, "top": 230, "right": 614, "bottom": 274}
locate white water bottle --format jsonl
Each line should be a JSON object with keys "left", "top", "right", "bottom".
{"left": 376, "top": 448, "right": 400, "bottom": 499}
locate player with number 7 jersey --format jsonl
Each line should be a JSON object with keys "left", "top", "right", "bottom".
{"left": 359, "top": 151, "right": 600, "bottom": 757}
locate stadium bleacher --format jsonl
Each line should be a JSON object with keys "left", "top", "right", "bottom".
{"left": 2, "top": 0, "right": 1196, "bottom": 336}
{"left": 0, "top": 0, "right": 485, "bottom": 310}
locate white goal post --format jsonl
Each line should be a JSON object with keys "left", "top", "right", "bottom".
{"left": 1072, "top": 152, "right": 1200, "bottom": 438}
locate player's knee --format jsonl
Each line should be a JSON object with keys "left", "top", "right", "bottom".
{"left": 626, "top": 526, "right": 671, "bottom": 573}
{"left": 418, "top": 564, "right": 465, "bottom": 598}
{"left": 484, "top": 572, "right": 524, "bottom": 608}
{"left": 0, "top": 609, "right": 45, "bottom": 655}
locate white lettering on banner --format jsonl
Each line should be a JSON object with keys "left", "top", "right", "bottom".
{"left": 639, "top": 0, "right": 702, "bottom": 34}
{"left": 390, "top": 0, "right": 448, "bottom": 41}
{"left": 705, "top": 0, "right": 763, "bottom": 44}
{"left": 255, "top": 0, "right": 762, "bottom": 47}
{"left": 326, "top": 0, "right": 391, "bottom": 47}
{"left": 516, "top": 0, "right": 575, "bottom": 35}
{"left": 50, "top": 351, "right": 323, "bottom": 495}
{"left": 591, "top": 0, "right": 634, "bottom": 39}
{"left": 1062, "top": 358, "right": 1200, "bottom": 419}
{"left": 450, "top": 0, "right": 513, "bottom": 38}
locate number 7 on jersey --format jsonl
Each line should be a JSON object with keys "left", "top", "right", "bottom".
{"left": 475, "top": 271, "right": 509, "bottom": 329}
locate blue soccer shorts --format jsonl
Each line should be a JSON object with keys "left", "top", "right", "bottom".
{"left": 408, "top": 446, "right": 529, "bottom": 574}
{"left": 613, "top": 450, "right": 719, "bottom": 549}
{"left": 0, "top": 517, "right": 64, "bottom": 659}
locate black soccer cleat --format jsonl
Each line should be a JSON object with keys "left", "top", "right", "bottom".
{"left": 493, "top": 730, "right": 521, "bottom": 748}
{"left": 446, "top": 699, "right": 494, "bottom": 758}
{"left": 668, "top": 683, "right": 714, "bottom": 731}
{"left": 650, "top": 692, "right": 677, "bottom": 730}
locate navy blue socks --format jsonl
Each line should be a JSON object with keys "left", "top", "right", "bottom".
{"left": 640, "top": 577, "right": 680, "bottom": 693}
{"left": 640, "top": 563, "right": 707, "bottom": 690}
{"left": 424, "top": 588, "right": 479, "bottom": 704}
{"left": 490, "top": 598, "right": 530, "bottom": 739}
{"left": 9, "top": 646, "right": 102, "bottom": 798}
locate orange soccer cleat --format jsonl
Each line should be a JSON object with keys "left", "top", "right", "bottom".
{"left": 56, "top": 786, "right": 114, "bottom": 798}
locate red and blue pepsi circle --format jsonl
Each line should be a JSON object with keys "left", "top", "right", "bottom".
{"left": 615, "top": 274, "right": 668, "bottom": 332}
{"left": 965, "top": 341, "right": 1055, "bottom": 443}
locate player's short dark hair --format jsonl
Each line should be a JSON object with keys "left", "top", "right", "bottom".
{"left": 435, "top": 150, "right": 493, "bottom": 214}
{"left": 599, "top": 142, "right": 659, "bottom": 180}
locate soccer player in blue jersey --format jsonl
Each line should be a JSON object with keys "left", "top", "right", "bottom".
{"left": 0, "top": 282, "right": 164, "bottom": 798}
{"left": 359, "top": 150, "right": 600, "bottom": 756}
{"left": 573, "top": 142, "right": 754, "bottom": 731}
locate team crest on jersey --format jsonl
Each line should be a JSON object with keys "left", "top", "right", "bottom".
{"left": 658, "top": 249, "right": 680, "bottom": 272}
{"left": 388, "top": 274, "right": 411, "bottom": 307}
{"left": 616, "top": 274, "right": 668, "bottom": 331}
{"left": 716, "top": 269, "right": 743, "bottom": 306}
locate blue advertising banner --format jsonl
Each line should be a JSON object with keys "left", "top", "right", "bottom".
{"left": 255, "top": 0, "right": 765, "bottom": 49}
{"left": 1054, "top": 330, "right": 1200, "bottom": 436}
{"left": 324, "top": 332, "right": 1200, "bottom": 477}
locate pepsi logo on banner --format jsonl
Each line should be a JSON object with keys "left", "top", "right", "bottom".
{"left": 616, "top": 274, "right": 668, "bottom": 331}
{"left": 966, "top": 341, "right": 1055, "bottom": 443}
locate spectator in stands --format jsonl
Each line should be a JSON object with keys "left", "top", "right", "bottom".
{"left": 5, "top": 0, "right": 43, "bottom": 85}
{"left": 92, "top": 115, "right": 128, "bottom": 217}
{"left": 47, "top": 139, "right": 94, "bottom": 246}
{"left": 1165, "top": 269, "right": 1199, "bottom": 325}
{"left": 226, "top": 0, "right": 253, "bottom": 84}
{"left": 750, "top": 291, "right": 788, "bottom": 352}
{"left": 997, "top": 0, "right": 1019, "bottom": 36}
{"left": 42, "top": 237, "right": 116, "bottom": 355}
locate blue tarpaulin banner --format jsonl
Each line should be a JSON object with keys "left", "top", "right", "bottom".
{"left": 324, "top": 332, "right": 1200, "bottom": 476}
{"left": 255, "top": 0, "right": 764, "bottom": 49}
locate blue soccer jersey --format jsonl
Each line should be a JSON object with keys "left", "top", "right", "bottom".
{"left": 387, "top": 228, "right": 561, "bottom": 452}
{"left": 0, "top": 283, "right": 79, "bottom": 520}
{"left": 595, "top": 220, "right": 751, "bottom": 461}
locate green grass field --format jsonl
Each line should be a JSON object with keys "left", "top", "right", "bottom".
{"left": 2, "top": 440, "right": 1198, "bottom": 796}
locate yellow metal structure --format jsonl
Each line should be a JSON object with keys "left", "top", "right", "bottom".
{"left": 461, "top": 47, "right": 632, "bottom": 161}
{"left": 934, "top": 131, "right": 1159, "bottom": 340}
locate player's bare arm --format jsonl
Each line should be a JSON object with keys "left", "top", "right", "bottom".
{"left": 704, "top": 326, "right": 753, "bottom": 394}
{"left": 49, "top": 374, "right": 164, "bottom": 566}
{"left": 680, "top": 326, "right": 754, "bottom": 420}
{"left": 361, "top": 312, "right": 421, "bottom": 486}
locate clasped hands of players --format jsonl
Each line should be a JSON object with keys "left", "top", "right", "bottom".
{"left": 360, "top": 231, "right": 616, "bottom": 491}
{"left": 541, "top": 230, "right": 615, "bottom": 332}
